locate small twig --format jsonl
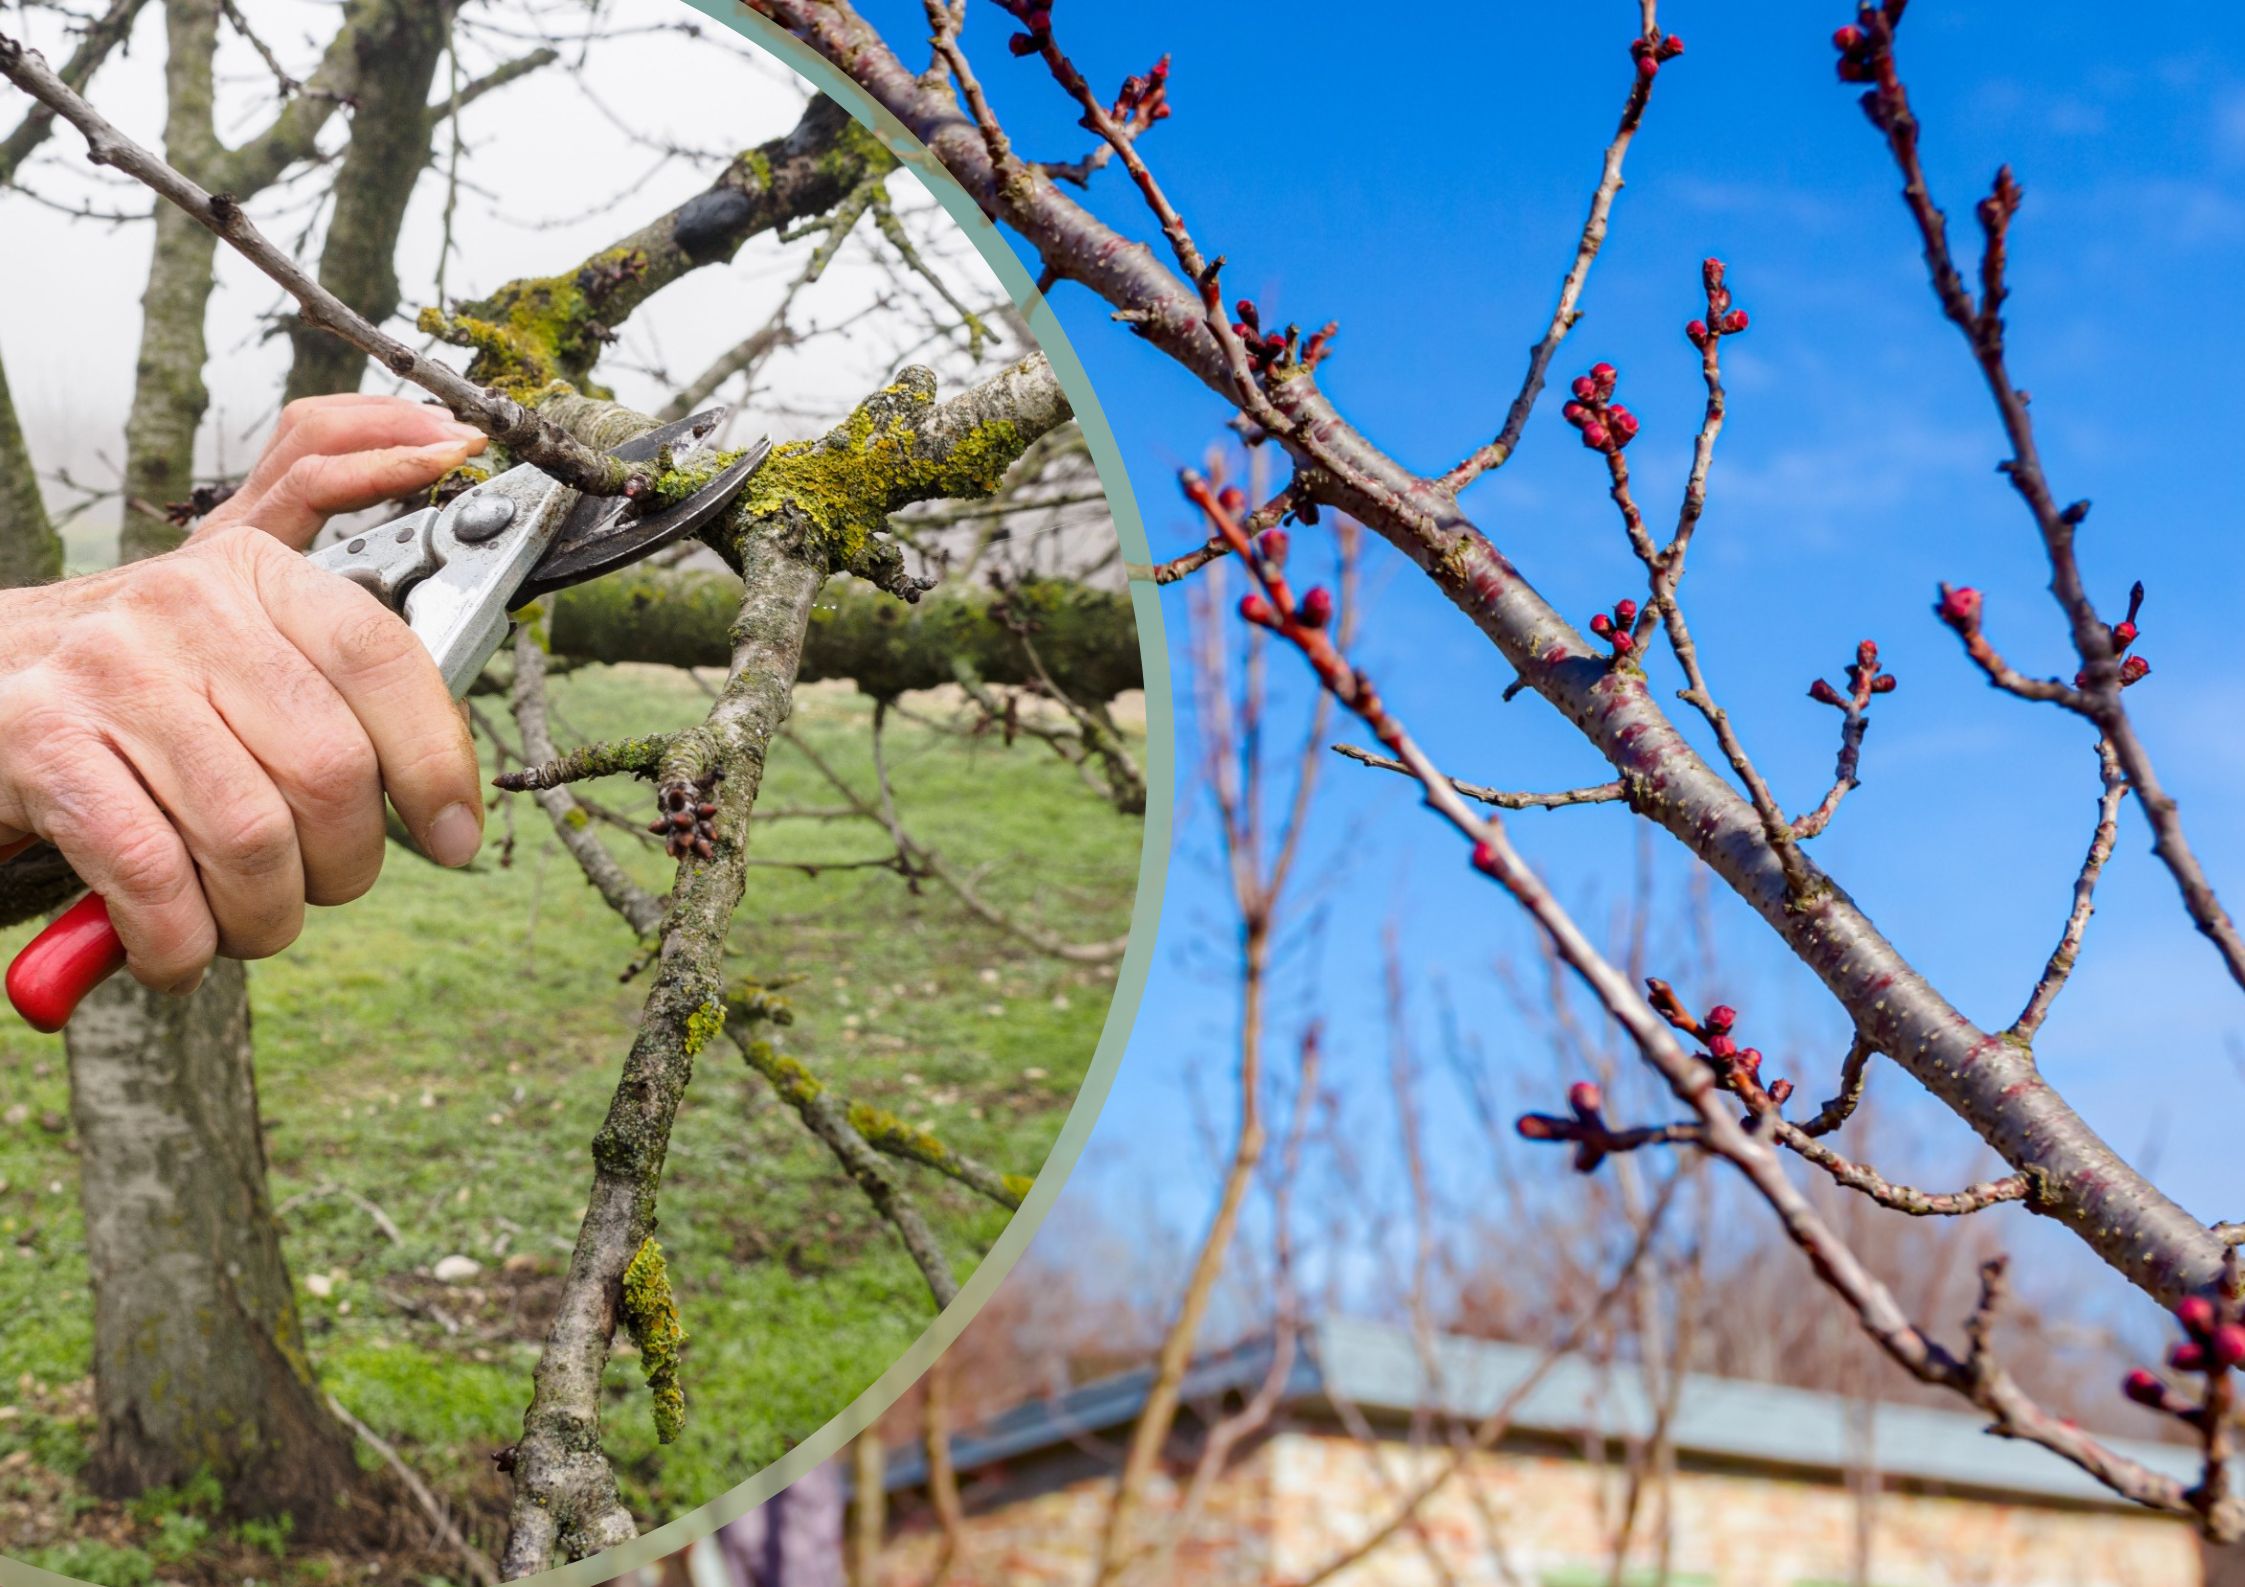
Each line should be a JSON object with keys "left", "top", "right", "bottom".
{"left": 1442, "top": 18, "right": 1679, "bottom": 489}
{"left": 327, "top": 1394, "right": 500, "bottom": 1587}
{"left": 1335, "top": 742, "right": 1625, "bottom": 812}
{"left": 2011, "top": 737, "right": 2126, "bottom": 1041}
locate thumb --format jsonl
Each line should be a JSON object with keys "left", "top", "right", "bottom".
{"left": 198, "top": 438, "right": 486, "bottom": 550}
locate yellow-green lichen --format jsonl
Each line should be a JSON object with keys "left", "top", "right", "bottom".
{"left": 427, "top": 463, "right": 490, "bottom": 505}
{"left": 819, "top": 119, "right": 897, "bottom": 184}
{"left": 845, "top": 1101, "right": 947, "bottom": 1163}
{"left": 620, "top": 1237, "right": 687, "bottom": 1443}
{"left": 734, "top": 413, "right": 1025, "bottom": 566}
{"left": 681, "top": 999, "right": 727, "bottom": 1059}
{"left": 418, "top": 247, "right": 647, "bottom": 396}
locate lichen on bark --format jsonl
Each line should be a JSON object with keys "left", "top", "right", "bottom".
{"left": 619, "top": 1238, "right": 687, "bottom": 1444}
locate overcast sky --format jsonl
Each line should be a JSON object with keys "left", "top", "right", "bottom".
{"left": 2, "top": 0, "right": 1010, "bottom": 559}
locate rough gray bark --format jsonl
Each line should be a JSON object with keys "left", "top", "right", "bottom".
{"left": 66, "top": 960, "right": 359, "bottom": 1524}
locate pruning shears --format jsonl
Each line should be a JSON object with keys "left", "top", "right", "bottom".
{"left": 2, "top": 407, "right": 768, "bottom": 1033}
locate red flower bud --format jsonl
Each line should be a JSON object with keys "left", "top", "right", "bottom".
{"left": 1614, "top": 599, "right": 1638, "bottom": 625}
{"left": 1589, "top": 612, "right": 1615, "bottom": 638}
{"left": 1581, "top": 423, "right": 1611, "bottom": 450}
{"left": 1935, "top": 585, "right": 1982, "bottom": 627}
{"left": 2112, "top": 620, "right": 2138, "bottom": 649}
{"left": 1735, "top": 1047, "right": 1763, "bottom": 1075}
{"left": 1833, "top": 24, "right": 1865, "bottom": 49}
{"left": 1562, "top": 401, "right": 1589, "bottom": 424}
{"left": 1663, "top": 34, "right": 1684, "bottom": 55}
{"left": 1007, "top": 31, "right": 1038, "bottom": 55}
{"left": 1216, "top": 485, "right": 1247, "bottom": 516}
{"left": 1707, "top": 1032, "right": 1738, "bottom": 1060}
{"left": 1609, "top": 405, "right": 1639, "bottom": 436}
{"left": 1870, "top": 674, "right": 1897, "bottom": 693}
{"left": 2178, "top": 1296, "right": 2217, "bottom": 1337}
{"left": 1471, "top": 840, "right": 1499, "bottom": 874}
{"left": 1725, "top": 309, "right": 1750, "bottom": 333}
{"left": 1590, "top": 362, "right": 1617, "bottom": 388}
{"left": 1258, "top": 527, "right": 1289, "bottom": 566}
{"left": 1637, "top": 53, "right": 1659, "bottom": 78}
{"left": 2120, "top": 655, "right": 2151, "bottom": 686}
{"left": 1768, "top": 1078, "right": 1795, "bottom": 1105}
{"left": 1298, "top": 586, "right": 1334, "bottom": 628}
{"left": 1568, "top": 1080, "right": 1604, "bottom": 1116}
{"left": 1810, "top": 678, "right": 1844, "bottom": 707}
{"left": 1572, "top": 375, "right": 1597, "bottom": 401}
{"left": 2123, "top": 1369, "right": 2167, "bottom": 1407}
{"left": 1238, "top": 594, "right": 1274, "bottom": 627}
{"left": 2171, "top": 1339, "right": 2207, "bottom": 1373}
{"left": 1611, "top": 629, "right": 1634, "bottom": 654}
{"left": 1686, "top": 319, "right": 1709, "bottom": 343}
{"left": 1235, "top": 297, "right": 1260, "bottom": 330}
{"left": 1705, "top": 1005, "right": 1737, "bottom": 1033}
{"left": 2214, "top": 1324, "right": 2245, "bottom": 1369}
{"left": 1515, "top": 1113, "right": 1559, "bottom": 1140}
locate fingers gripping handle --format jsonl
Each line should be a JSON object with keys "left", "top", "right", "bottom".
{"left": 2, "top": 838, "right": 128, "bottom": 1032}
{"left": 6, "top": 889, "right": 125, "bottom": 1033}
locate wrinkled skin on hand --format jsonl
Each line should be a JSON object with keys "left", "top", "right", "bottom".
{"left": 0, "top": 395, "right": 488, "bottom": 992}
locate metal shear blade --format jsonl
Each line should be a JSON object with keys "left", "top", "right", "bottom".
{"left": 514, "top": 411, "right": 771, "bottom": 603}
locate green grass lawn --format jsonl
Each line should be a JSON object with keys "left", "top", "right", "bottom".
{"left": 0, "top": 660, "right": 1141, "bottom": 1580}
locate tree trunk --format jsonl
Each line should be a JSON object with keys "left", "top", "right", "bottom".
{"left": 67, "top": 960, "right": 357, "bottom": 1523}
{"left": 0, "top": 346, "right": 60, "bottom": 585}
{"left": 68, "top": 2, "right": 361, "bottom": 1525}
{"left": 116, "top": 0, "right": 218, "bottom": 564}
{"left": 282, "top": 1, "right": 453, "bottom": 403}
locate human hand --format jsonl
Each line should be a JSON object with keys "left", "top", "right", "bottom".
{"left": 0, "top": 520, "right": 484, "bottom": 995}
{"left": 198, "top": 393, "right": 488, "bottom": 550}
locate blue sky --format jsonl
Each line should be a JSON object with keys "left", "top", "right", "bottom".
{"left": 847, "top": 3, "right": 2245, "bottom": 1330}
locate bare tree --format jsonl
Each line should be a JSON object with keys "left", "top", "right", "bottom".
{"left": 742, "top": 0, "right": 2245, "bottom": 1545}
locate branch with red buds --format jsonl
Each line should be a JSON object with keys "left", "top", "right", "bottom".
{"left": 1177, "top": 457, "right": 2240, "bottom": 1534}
{"left": 1586, "top": 597, "right": 1640, "bottom": 662}
{"left": 1931, "top": 582, "right": 2081, "bottom": 706}
{"left": 1516, "top": 1080, "right": 1704, "bottom": 1174}
{"left": 1442, "top": 19, "right": 1682, "bottom": 489}
{"left": 1581, "top": 335, "right": 1811, "bottom": 894}
{"left": 1841, "top": 1, "right": 2245, "bottom": 1000}
{"left": 2072, "top": 581, "right": 2150, "bottom": 691}
{"left": 2121, "top": 1251, "right": 2241, "bottom": 1530}
{"left": 1793, "top": 640, "right": 1897, "bottom": 839}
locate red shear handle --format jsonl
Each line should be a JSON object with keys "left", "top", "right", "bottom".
{"left": 2, "top": 837, "right": 129, "bottom": 1032}
{"left": 8, "top": 894, "right": 126, "bottom": 1033}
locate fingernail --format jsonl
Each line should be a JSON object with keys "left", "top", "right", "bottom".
{"left": 426, "top": 802, "right": 482, "bottom": 868}
{"left": 441, "top": 421, "right": 487, "bottom": 445}
{"left": 415, "top": 440, "right": 473, "bottom": 460}
{"left": 169, "top": 969, "right": 205, "bottom": 998}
